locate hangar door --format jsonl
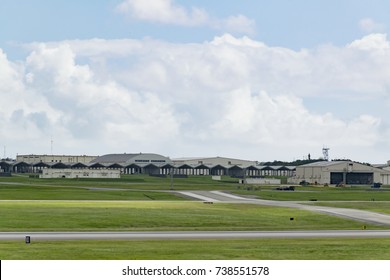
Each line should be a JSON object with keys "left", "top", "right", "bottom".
{"left": 330, "top": 172, "right": 373, "bottom": 185}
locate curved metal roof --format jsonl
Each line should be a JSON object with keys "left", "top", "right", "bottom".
{"left": 90, "top": 153, "right": 172, "bottom": 165}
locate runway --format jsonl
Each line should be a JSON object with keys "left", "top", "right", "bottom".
{"left": 2, "top": 230, "right": 390, "bottom": 241}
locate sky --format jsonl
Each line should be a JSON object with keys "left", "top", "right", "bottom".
{"left": 1, "top": 0, "right": 390, "bottom": 163}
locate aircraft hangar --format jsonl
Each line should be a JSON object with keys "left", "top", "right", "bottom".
{"left": 293, "top": 161, "right": 390, "bottom": 185}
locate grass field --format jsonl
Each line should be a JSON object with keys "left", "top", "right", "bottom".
{"left": 3, "top": 175, "right": 390, "bottom": 201}
{"left": 0, "top": 185, "right": 185, "bottom": 200}
{"left": 306, "top": 201, "right": 390, "bottom": 215}
{"left": 2, "top": 174, "right": 390, "bottom": 260}
{"left": 0, "top": 174, "right": 239, "bottom": 191}
{"left": 1, "top": 238, "right": 390, "bottom": 259}
{"left": 0, "top": 201, "right": 378, "bottom": 231}
{"left": 233, "top": 186, "right": 390, "bottom": 201}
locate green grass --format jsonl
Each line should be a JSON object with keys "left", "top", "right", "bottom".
{"left": 0, "top": 185, "right": 184, "bottom": 200}
{"left": 3, "top": 174, "right": 390, "bottom": 260}
{"left": 0, "top": 174, "right": 238, "bottom": 200}
{"left": 233, "top": 186, "right": 390, "bottom": 201}
{"left": 1, "top": 238, "right": 390, "bottom": 259}
{"left": 306, "top": 201, "right": 390, "bottom": 215}
{"left": 4, "top": 175, "right": 390, "bottom": 201}
{"left": 0, "top": 201, "right": 384, "bottom": 232}
{"left": 0, "top": 174, "right": 239, "bottom": 191}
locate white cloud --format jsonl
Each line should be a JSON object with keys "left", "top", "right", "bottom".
{"left": 211, "top": 89, "right": 381, "bottom": 148}
{"left": 0, "top": 48, "right": 62, "bottom": 153}
{"left": 359, "top": 18, "right": 385, "bottom": 33}
{"left": 116, "top": 0, "right": 208, "bottom": 26}
{"left": 348, "top": 33, "right": 390, "bottom": 51}
{"left": 219, "top": 15, "right": 256, "bottom": 36}
{"left": 2, "top": 33, "right": 390, "bottom": 161}
{"left": 116, "top": 0, "right": 256, "bottom": 35}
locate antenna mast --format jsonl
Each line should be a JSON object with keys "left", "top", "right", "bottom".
{"left": 322, "top": 146, "right": 330, "bottom": 161}
{"left": 51, "top": 136, "right": 53, "bottom": 155}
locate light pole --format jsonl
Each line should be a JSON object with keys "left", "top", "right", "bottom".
{"left": 170, "top": 167, "right": 174, "bottom": 190}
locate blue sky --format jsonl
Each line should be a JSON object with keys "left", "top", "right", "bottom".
{"left": 1, "top": 0, "right": 390, "bottom": 163}
{"left": 2, "top": 0, "right": 389, "bottom": 50}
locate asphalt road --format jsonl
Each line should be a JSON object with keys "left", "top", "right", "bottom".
{"left": 2, "top": 230, "right": 390, "bottom": 241}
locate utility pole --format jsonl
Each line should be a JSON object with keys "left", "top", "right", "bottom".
{"left": 243, "top": 168, "right": 247, "bottom": 189}
{"left": 51, "top": 136, "right": 53, "bottom": 155}
{"left": 170, "top": 167, "right": 174, "bottom": 190}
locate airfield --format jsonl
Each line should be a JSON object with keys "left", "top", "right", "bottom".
{"left": 1, "top": 174, "right": 390, "bottom": 259}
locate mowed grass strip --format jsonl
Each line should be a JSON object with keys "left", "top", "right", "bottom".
{"left": 306, "top": 201, "right": 390, "bottom": 215}
{"left": 0, "top": 201, "right": 381, "bottom": 231}
{"left": 0, "top": 174, "right": 239, "bottom": 191}
{"left": 0, "top": 185, "right": 184, "bottom": 200}
{"left": 234, "top": 188, "right": 390, "bottom": 201}
{"left": 1, "top": 238, "right": 390, "bottom": 260}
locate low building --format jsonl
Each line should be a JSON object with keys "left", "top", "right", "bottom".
{"left": 0, "top": 160, "right": 13, "bottom": 173}
{"left": 16, "top": 154, "right": 97, "bottom": 164}
{"left": 173, "top": 156, "right": 259, "bottom": 177}
{"left": 172, "top": 157, "right": 295, "bottom": 177}
{"left": 292, "top": 161, "right": 390, "bottom": 185}
{"left": 239, "top": 178, "right": 281, "bottom": 185}
{"left": 91, "top": 153, "right": 172, "bottom": 165}
{"left": 172, "top": 156, "right": 258, "bottom": 167}
{"left": 39, "top": 168, "right": 120, "bottom": 179}
{"left": 10, "top": 153, "right": 295, "bottom": 178}
{"left": 90, "top": 153, "right": 173, "bottom": 175}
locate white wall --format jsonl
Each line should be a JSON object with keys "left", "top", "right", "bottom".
{"left": 240, "top": 178, "right": 281, "bottom": 185}
{"left": 173, "top": 157, "right": 257, "bottom": 167}
{"left": 39, "top": 168, "right": 120, "bottom": 179}
{"left": 17, "top": 155, "right": 96, "bottom": 164}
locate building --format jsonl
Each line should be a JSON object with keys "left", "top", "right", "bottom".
{"left": 5, "top": 153, "right": 296, "bottom": 178}
{"left": 173, "top": 156, "right": 258, "bottom": 167}
{"left": 89, "top": 155, "right": 296, "bottom": 177}
{"left": 239, "top": 178, "right": 281, "bottom": 185}
{"left": 91, "top": 153, "right": 171, "bottom": 165}
{"left": 292, "top": 161, "right": 390, "bottom": 185}
{"left": 0, "top": 160, "right": 13, "bottom": 176}
{"left": 90, "top": 153, "right": 173, "bottom": 175}
{"left": 16, "top": 154, "right": 97, "bottom": 164}
{"left": 39, "top": 168, "right": 120, "bottom": 179}
{"left": 0, "top": 160, "right": 13, "bottom": 173}
{"left": 172, "top": 156, "right": 258, "bottom": 176}
{"left": 172, "top": 157, "right": 295, "bottom": 177}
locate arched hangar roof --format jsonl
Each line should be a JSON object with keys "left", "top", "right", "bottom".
{"left": 90, "top": 153, "right": 172, "bottom": 165}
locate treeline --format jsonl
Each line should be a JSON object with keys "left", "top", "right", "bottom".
{"left": 331, "top": 159, "right": 372, "bottom": 166}
{"left": 261, "top": 159, "right": 324, "bottom": 166}
{"left": 262, "top": 158, "right": 372, "bottom": 166}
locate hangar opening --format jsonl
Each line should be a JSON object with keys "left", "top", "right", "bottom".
{"left": 330, "top": 172, "right": 374, "bottom": 185}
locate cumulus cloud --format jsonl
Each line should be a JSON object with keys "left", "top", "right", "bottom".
{"left": 348, "top": 33, "right": 390, "bottom": 50}
{"left": 1, "top": 33, "right": 390, "bottom": 161}
{"left": 219, "top": 15, "right": 256, "bottom": 35}
{"left": 211, "top": 89, "right": 381, "bottom": 148}
{"left": 116, "top": 0, "right": 256, "bottom": 35}
{"left": 116, "top": 0, "right": 208, "bottom": 26}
